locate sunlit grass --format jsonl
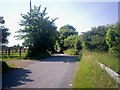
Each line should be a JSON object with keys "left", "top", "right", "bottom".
{"left": 92, "top": 52, "right": 119, "bottom": 73}
{"left": 73, "top": 50, "right": 119, "bottom": 88}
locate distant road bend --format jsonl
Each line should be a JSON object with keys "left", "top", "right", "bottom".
{"left": 3, "top": 54, "right": 79, "bottom": 88}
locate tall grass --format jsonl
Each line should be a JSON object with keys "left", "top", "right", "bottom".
{"left": 73, "top": 50, "right": 119, "bottom": 88}
{"left": 92, "top": 52, "right": 119, "bottom": 73}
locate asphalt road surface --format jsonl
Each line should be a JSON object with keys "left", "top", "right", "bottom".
{"left": 2, "top": 54, "right": 79, "bottom": 88}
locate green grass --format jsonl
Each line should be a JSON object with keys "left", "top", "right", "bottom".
{"left": 92, "top": 52, "right": 119, "bottom": 73}
{"left": 73, "top": 50, "right": 119, "bottom": 88}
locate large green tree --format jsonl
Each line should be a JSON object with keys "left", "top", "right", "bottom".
{"left": 59, "top": 24, "right": 78, "bottom": 38}
{"left": 17, "top": 5, "right": 58, "bottom": 58}
{"left": 0, "top": 16, "right": 10, "bottom": 45}
{"left": 55, "top": 24, "right": 78, "bottom": 52}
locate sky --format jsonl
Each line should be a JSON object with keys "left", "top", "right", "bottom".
{"left": 0, "top": 0, "right": 119, "bottom": 46}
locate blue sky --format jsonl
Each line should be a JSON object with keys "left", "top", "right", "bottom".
{"left": 0, "top": 0, "right": 118, "bottom": 46}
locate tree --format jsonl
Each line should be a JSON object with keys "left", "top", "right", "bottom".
{"left": 64, "top": 35, "right": 77, "bottom": 49}
{"left": 16, "top": 5, "right": 58, "bottom": 58}
{"left": 82, "top": 25, "right": 109, "bottom": 52}
{"left": 56, "top": 24, "right": 78, "bottom": 52}
{"left": 64, "top": 35, "right": 82, "bottom": 50}
{"left": 59, "top": 24, "right": 78, "bottom": 38}
{"left": 0, "top": 16, "right": 10, "bottom": 45}
{"left": 106, "top": 23, "right": 120, "bottom": 56}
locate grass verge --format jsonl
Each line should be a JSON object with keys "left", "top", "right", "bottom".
{"left": 73, "top": 50, "right": 119, "bottom": 88}
{"left": 91, "top": 52, "right": 119, "bottom": 73}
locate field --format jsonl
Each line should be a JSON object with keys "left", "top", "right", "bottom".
{"left": 73, "top": 50, "right": 119, "bottom": 88}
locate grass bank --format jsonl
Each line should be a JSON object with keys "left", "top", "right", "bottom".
{"left": 73, "top": 50, "right": 119, "bottom": 88}
{"left": 92, "top": 52, "right": 119, "bottom": 73}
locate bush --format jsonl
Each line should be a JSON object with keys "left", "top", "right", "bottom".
{"left": 106, "top": 23, "right": 120, "bottom": 57}
{"left": 1, "top": 61, "right": 13, "bottom": 73}
{"left": 26, "top": 51, "right": 51, "bottom": 60}
{"left": 109, "top": 47, "right": 120, "bottom": 57}
{"left": 78, "top": 50, "right": 83, "bottom": 60}
{"left": 64, "top": 48, "right": 79, "bottom": 55}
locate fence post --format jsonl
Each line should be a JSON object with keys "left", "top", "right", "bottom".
{"left": 8, "top": 48, "right": 10, "bottom": 56}
{"left": 1, "top": 47, "right": 3, "bottom": 56}
{"left": 5, "top": 49, "right": 7, "bottom": 55}
{"left": 24, "top": 48, "right": 25, "bottom": 52}
{"left": 19, "top": 47, "right": 21, "bottom": 58}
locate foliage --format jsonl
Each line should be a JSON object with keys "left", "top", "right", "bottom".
{"left": 0, "top": 16, "right": 10, "bottom": 45}
{"left": 74, "top": 35, "right": 82, "bottom": 50}
{"left": 81, "top": 22, "right": 120, "bottom": 57}
{"left": 26, "top": 51, "right": 51, "bottom": 60}
{"left": 55, "top": 24, "right": 82, "bottom": 54}
{"left": 73, "top": 50, "right": 119, "bottom": 88}
{"left": 16, "top": 5, "right": 58, "bottom": 58}
{"left": 106, "top": 23, "right": 120, "bottom": 57}
{"left": 64, "top": 35, "right": 78, "bottom": 49}
{"left": 82, "top": 25, "right": 109, "bottom": 52}
{"left": 59, "top": 24, "right": 78, "bottom": 38}
{"left": 55, "top": 24, "right": 79, "bottom": 52}
{"left": 64, "top": 48, "right": 79, "bottom": 55}
{"left": 78, "top": 50, "right": 83, "bottom": 60}
{"left": 54, "top": 40, "right": 61, "bottom": 52}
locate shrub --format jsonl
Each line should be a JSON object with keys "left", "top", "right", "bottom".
{"left": 1, "top": 61, "right": 13, "bottom": 73}
{"left": 109, "top": 47, "right": 120, "bottom": 57}
{"left": 64, "top": 48, "right": 79, "bottom": 55}
{"left": 78, "top": 50, "right": 83, "bottom": 60}
{"left": 26, "top": 51, "right": 51, "bottom": 60}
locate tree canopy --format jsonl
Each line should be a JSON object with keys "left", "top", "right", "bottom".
{"left": 54, "top": 24, "right": 82, "bottom": 55}
{"left": 17, "top": 5, "right": 58, "bottom": 58}
{"left": 82, "top": 25, "right": 109, "bottom": 52}
{"left": 81, "top": 23, "right": 120, "bottom": 57}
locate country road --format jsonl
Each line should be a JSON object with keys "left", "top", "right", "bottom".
{"left": 2, "top": 54, "right": 79, "bottom": 88}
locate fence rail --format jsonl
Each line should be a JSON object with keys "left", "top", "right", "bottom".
{"left": 0, "top": 48, "right": 28, "bottom": 59}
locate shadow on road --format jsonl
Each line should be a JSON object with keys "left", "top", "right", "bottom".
{"left": 2, "top": 68, "right": 33, "bottom": 89}
{"left": 41, "top": 55, "right": 79, "bottom": 63}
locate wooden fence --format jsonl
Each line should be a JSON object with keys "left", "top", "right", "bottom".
{"left": 0, "top": 48, "right": 28, "bottom": 58}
